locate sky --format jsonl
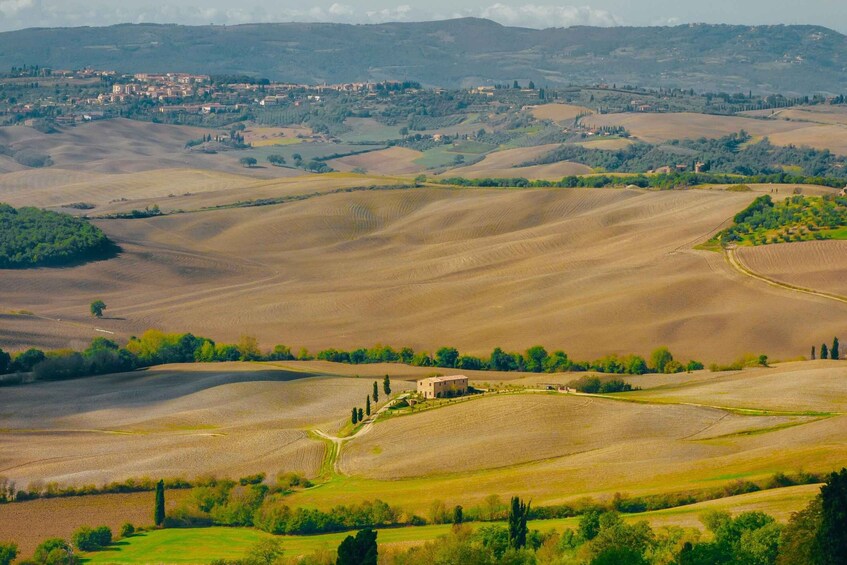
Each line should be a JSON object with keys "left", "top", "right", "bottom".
{"left": 0, "top": 0, "right": 844, "bottom": 33}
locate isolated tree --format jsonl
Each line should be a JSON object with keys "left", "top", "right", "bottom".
{"left": 90, "top": 299, "right": 106, "bottom": 318}
{"left": 267, "top": 154, "right": 286, "bottom": 166}
{"left": 239, "top": 156, "right": 257, "bottom": 168}
{"left": 383, "top": 375, "right": 391, "bottom": 396}
{"left": 821, "top": 343, "right": 829, "bottom": 360}
{"left": 372, "top": 381, "right": 379, "bottom": 403}
{"left": 508, "top": 496, "right": 530, "bottom": 549}
{"left": 513, "top": 80, "right": 520, "bottom": 89}
{"left": 154, "top": 480, "right": 165, "bottom": 527}
{"left": 366, "top": 395, "right": 371, "bottom": 416}
{"left": 247, "top": 538, "right": 284, "bottom": 565}
{"left": 358, "top": 408, "right": 364, "bottom": 422}
{"left": 453, "top": 505, "right": 464, "bottom": 526}
{"left": 832, "top": 337, "right": 840, "bottom": 360}
{"left": 351, "top": 407, "right": 358, "bottom": 425}
{"left": 528, "top": 80, "right": 536, "bottom": 89}
{"left": 811, "top": 345, "right": 816, "bottom": 360}
{"left": 337, "top": 528, "right": 377, "bottom": 565}
{"left": 758, "top": 355, "right": 769, "bottom": 367}
{"left": 818, "top": 468, "right": 847, "bottom": 563}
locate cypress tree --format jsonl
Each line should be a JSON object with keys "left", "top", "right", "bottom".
{"left": 383, "top": 375, "right": 391, "bottom": 396}
{"left": 818, "top": 468, "right": 847, "bottom": 563}
{"left": 822, "top": 343, "right": 829, "bottom": 360}
{"left": 453, "top": 505, "right": 463, "bottom": 525}
{"left": 366, "top": 395, "right": 371, "bottom": 416}
{"left": 358, "top": 408, "right": 364, "bottom": 422}
{"left": 373, "top": 381, "right": 379, "bottom": 403}
{"left": 508, "top": 496, "right": 530, "bottom": 549}
{"left": 832, "top": 337, "right": 840, "bottom": 360}
{"left": 352, "top": 407, "right": 358, "bottom": 425}
{"left": 154, "top": 480, "right": 165, "bottom": 527}
{"left": 811, "top": 345, "right": 816, "bottom": 360}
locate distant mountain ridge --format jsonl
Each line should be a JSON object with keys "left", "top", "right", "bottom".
{"left": 1, "top": 18, "right": 845, "bottom": 93}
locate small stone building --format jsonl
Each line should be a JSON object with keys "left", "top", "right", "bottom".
{"left": 417, "top": 375, "right": 469, "bottom": 399}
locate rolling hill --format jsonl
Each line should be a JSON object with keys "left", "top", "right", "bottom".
{"left": 1, "top": 19, "right": 846, "bottom": 92}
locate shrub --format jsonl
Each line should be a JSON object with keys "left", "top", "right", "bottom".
{"left": 119, "top": 523, "right": 135, "bottom": 538}
{"left": 71, "top": 526, "right": 112, "bottom": 551}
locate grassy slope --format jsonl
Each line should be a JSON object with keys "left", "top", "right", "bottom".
{"left": 83, "top": 485, "right": 821, "bottom": 563}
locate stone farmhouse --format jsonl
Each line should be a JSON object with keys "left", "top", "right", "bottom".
{"left": 417, "top": 375, "right": 469, "bottom": 399}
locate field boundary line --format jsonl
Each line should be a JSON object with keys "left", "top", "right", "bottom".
{"left": 725, "top": 247, "right": 847, "bottom": 306}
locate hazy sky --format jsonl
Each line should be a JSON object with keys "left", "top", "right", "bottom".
{"left": 0, "top": 0, "right": 845, "bottom": 33}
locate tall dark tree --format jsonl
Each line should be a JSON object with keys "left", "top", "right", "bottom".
{"left": 832, "top": 337, "right": 840, "bottom": 360}
{"left": 383, "top": 375, "right": 391, "bottom": 396}
{"left": 508, "top": 496, "right": 530, "bottom": 549}
{"left": 811, "top": 345, "right": 817, "bottom": 360}
{"left": 372, "top": 381, "right": 379, "bottom": 403}
{"left": 821, "top": 343, "right": 829, "bottom": 360}
{"left": 358, "top": 408, "right": 364, "bottom": 422}
{"left": 0, "top": 348, "right": 10, "bottom": 375}
{"left": 352, "top": 407, "right": 358, "bottom": 425}
{"left": 154, "top": 480, "right": 165, "bottom": 527}
{"left": 337, "top": 528, "right": 377, "bottom": 565}
{"left": 818, "top": 468, "right": 847, "bottom": 563}
{"left": 453, "top": 505, "right": 463, "bottom": 525}
{"left": 366, "top": 395, "right": 371, "bottom": 416}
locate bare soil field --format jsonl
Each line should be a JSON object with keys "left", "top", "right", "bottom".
{"left": 628, "top": 360, "right": 847, "bottom": 413}
{"left": 0, "top": 490, "right": 189, "bottom": 557}
{"left": 3, "top": 187, "right": 846, "bottom": 361}
{"left": 0, "top": 363, "right": 413, "bottom": 486}
{"left": 587, "top": 112, "right": 847, "bottom": 154}
{"left": 529, "top": 103, "right": 594, "bottom": 123}
{"left": 0, "top": 119, "right": 315, "bottom": 178}
{"left": 741, "top": 105, "right": 847, "bottom": 126}
{"left": 340, "top": 394, "right": 813, "bottom": 478}
{"left": 736, "top": 240, "right": 847, "bottom": 298}
{"left": 444, "top": 144, "right": 592, "bottom": 179}
{"left": 327, "top": 147, "right": 425, "bottom": 175}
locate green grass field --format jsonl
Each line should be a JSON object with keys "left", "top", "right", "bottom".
{"left": 82, "top": 484, "right": 819, "bottom": 563}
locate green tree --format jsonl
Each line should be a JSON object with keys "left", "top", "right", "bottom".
{"left": 337, "top": 528, "right": 378, "bottom": 565}
{"left": 0, "top": 542, "right": 17, "bottom": 565}
{"left": 777, "top": 497, "right": 821, "bottom": 565}
{"left": 119, "top": 523, "right": 135, "bottom": 538}
{"left": 372, "top": 381, "right": 379, "bottom": 403}
{"left": 818, "top": 468, "right": 847, "bottom": 564}
{"left": 90, "top": 300, "right": 106, "bottom": 318}
{"left": 154, "top": 480, "right": 165, "bottom": 527}
{"left": 246, "top": 538, "right": 284, "bottom": 565}
{"left": 267, "top": 154, "right": 286, "bottom": 166}
{"left": 0, "top": 348, "right": 10, "bottom": 374}
{"left": 758, "top": 355, "right": 769, "bottom": 367}
{"left": 821, "top": 343, "right": 829, "bottom": 359}
{"left": 524, "top": 346, "right": 549, "bottom": 373}
{"left": 33, "top": 538, "right": 79, "bottom": 564}
{"left": 508, "top": 496, "right": 530, "bottom": 549}
{"left": 239, "top": 157, "right": 258, "bottom": 168}
{"left": 366, "top": 395, "right": 371, "bottom": 416}
{"left": 831, "top": 337, "right": 840, "bottom": 360}
{"left": 435, "top": 347, "right": 460, "bottom": 368}
{"left": 352, "top": 407, "right": 358, "bottom": 425}
{"left": 650, "top": 347, "right": 673, "bottom": 373}
{"left": 358, "top": 408, "right": 364, "bottom": 422}
{"left": 591, "top": 547, "right": 648, "bottom": 565}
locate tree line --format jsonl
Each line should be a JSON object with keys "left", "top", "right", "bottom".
{"left": 0, "top": 330, "right": 744, "bottom": 387}
{"left": 3, "top": 469, "right": 844, "bottom": 565}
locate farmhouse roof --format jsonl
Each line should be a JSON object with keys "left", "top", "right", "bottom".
{"left": 419, "top": 375, "right": 468, "bottom": 383}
